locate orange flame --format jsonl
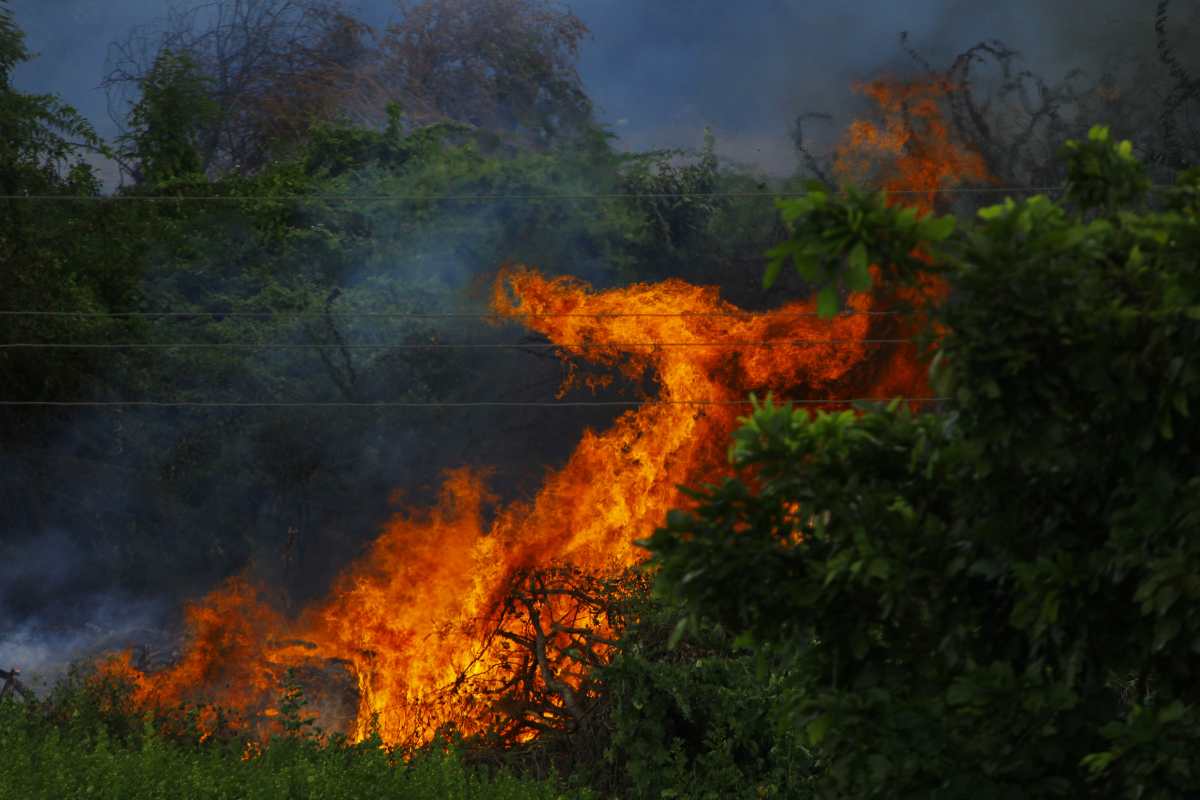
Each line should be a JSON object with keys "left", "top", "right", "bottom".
{"left": 835, "top": 77, "right": 995, "bottom": 210}
{"left": 98, "top": 270, "right": 898, "bottom": 746}
{"left": 96, "top": 77, "right": 991, "bottom": 747}
{"left": 832, "top": 76, "right": 998, "bottom": 392}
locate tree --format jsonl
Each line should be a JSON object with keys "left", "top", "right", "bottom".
{"left": 104, "top": 0, "right": 369, "bottom": 178}
{"left": 103, "top": 0, "right": 597, "bottom": 180}
{"left": 792, "top": 5, "right": 1200, "bottom": 210}
{"left": 376, "top": 0, "right": 594, "bottom": 147}
{"left": 0, "top": 0, "right": 142, "bottom": 411}
{"left": 645, "top": 127, "right": 1200, "bottom": 797}
{"left": 117, "top": 49, "right": 218, "bottom": 185}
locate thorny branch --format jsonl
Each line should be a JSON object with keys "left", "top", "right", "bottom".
{"left": 445, "top": 565, "right": 637, "bottom": 744}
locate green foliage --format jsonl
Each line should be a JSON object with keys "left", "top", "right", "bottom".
{"left": 593, "top": 597, "right": 815, "bottom": 800}
{"left": 0, "top": 694, "right": 572, "bottom": 800}
{"left": 0, "top": 664, "right": 581, "bottom": 800}
{"left": 1060, "top": 124, "right": 1152, "bottom": 213}
{"left": 619, "top": 129, "right": 720, "bottom": 267}
{"left": 764, "top": 181, "right": 956, "bottom": 315}
{"left": 0, "top": 1, "right": 150, "bottom": 445}
{"left": 645, "top": 127, "right": 1200, "bottom": 797}
{"left": 119, "top": 49, "right": 218, "bottom": 184}
{"left": 0, "top": 1, "right": 108, "bottom": 195}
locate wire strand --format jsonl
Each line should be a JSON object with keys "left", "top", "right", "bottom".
{"left": 0, "top": 310, "right": 909, "bottom": 319}
{"left": 0, "top": 185, "right": 1083, "bottom": 202}
{"left": 0, "top": 398, "right": 947, "bottom": 408}
{"left": 0, "top": 339, "right": 920, "bottom": 350}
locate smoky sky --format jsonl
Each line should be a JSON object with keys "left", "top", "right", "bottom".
{"left": 7, "top": 0, "right": 1175, "bottom": 178}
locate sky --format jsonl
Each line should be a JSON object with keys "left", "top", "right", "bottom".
{"left": 5, "top": 0, "right": 1171, "bottom": 181}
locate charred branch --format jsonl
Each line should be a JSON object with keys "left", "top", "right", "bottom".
{"left": 0, "top": 668, "right": 35, "bottom": 702}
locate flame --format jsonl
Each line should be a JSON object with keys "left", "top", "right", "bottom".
{"left": 832, "top": 76, "right": 998, "bottom": 391}
{"left": 835, "top": 77, "right": 995, "bottom": 209}
{"left": 98, "top": 270, "right": 896, "bottom": 746}
{"left": 95, "top": 76, "right": 992, "bottom": 748}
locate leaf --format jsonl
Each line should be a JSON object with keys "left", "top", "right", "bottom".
{"left": 1153, "top": 616, "right": 1181, "bottom": 651}
{"left": 667, "top": 616, "right": 690, "bottom": 649}
{"left": 1155, "top": 584, "right": 1181, "bottom": 615}
{"left": 666, "top": 509, "right": 692, "bottom": 529}
{"left": 793, "top": 251, "right": 821, "bottom": 282}
{"left": 817, "top": 285, "right": 840, "bottom": 319}
{"left": 946, "top": 680, "right": 973, "bottom": 706}
{"left": 763, "top": 258, "right": 783, "bottom": 289}
{"left": 1158, "top": 700, "right": 1185, "bottom": 723}
{"left": 895, "top": 205, "right": 919, "bottom": 232}
{"left": 1080, "top": 752, "right": 1115, "bottom": 774}
{"left": 846, "top": 242, "right": 872, "bottom": 292}
{"left": 921, "top": 214, "right": 957, "bottom": 241}
{"left": 806, "top": 714, "right": 831, "bottom": 746}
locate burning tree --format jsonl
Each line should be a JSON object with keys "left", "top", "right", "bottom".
{"left": 795, "top": 4, "right": 1200, "bottom": 208}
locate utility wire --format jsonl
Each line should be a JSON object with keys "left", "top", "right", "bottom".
{"left": 0, "top": 398, "right": 946, "bottom": 409}
{"left": 0, "top": 339, "right": 921, "bottom": 350}
{"left": 0, "top": 185, "right": 1083, "bottom": 202}
{"left": 0, "top": 310, "right": 910, "bottom": 319}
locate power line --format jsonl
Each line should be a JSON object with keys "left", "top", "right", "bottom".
{"left": 0, "top": 310, "right": 909, "bottom": 319}
{"left": 0, "top": 186, "right": 1080, "bottom": 202}
{"left": 0, "top": 338, "right": 920, "bottom": 350}
{"left": 0, "top": 398, "right": 947, "bottom": 409}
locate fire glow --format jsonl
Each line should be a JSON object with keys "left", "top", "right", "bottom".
{"left": 97, "top": 77, "right": 990, "bottom": 747}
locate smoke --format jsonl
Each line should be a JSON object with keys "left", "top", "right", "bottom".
{"left": 3, "top": 0, "right": 1195, "bottom": 693}
{"left": 10, "top": 0, "right": 1191, "bottom": 181}
{"left": 0, "top": 530, "right": 170, "bottom": 689}
{"left": 570, "top": 0, "right": 1196, "bottom": 174}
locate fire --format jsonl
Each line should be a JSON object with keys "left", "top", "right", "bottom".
{"left": 99, "top": 270, "right": 899, "bottom": 746}
{"left": 835, "top": 77, "right": 995, "bottom": 209}
{"left": 832, "top": 76, "right": 999, "bottom": 391}
{"left": 95, "top": 76, "right": 991, "bottom": 748}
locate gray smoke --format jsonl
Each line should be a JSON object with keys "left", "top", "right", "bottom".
{"left": 10, "top": 0, "right": 1194, "bottom": 180}
{"left": 0, "top": 530, "right": 170, "bottom": 689}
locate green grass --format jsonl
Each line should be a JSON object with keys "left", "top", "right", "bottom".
{"left": 0, "top": 696, "right": 581, "bottom": 800}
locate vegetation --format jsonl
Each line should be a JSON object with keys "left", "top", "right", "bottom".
{"left": 3, "top": 0, "right": 1200, "bottom": 797}
{"left": 647, "top": 127, "right": 1200, "bottom": 797}
{"left": 0, "top": 677, "right": 570, "bottom": 800}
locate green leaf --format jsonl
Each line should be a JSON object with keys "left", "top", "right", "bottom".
{"left": 667, "top": 616, "right": 690, "bottom": 649}
{"left": 793, "top": 251, "right": 821, "bottom": 282}
{"left": 1153, "top": 616, "right": 1181, "bottom": 651}
{"left": 763, "top": 258, "right": 783, "bottom": 289}
{"left": 921, "top": 214, "right": 957, "bottom": 241}
{"left": 1080, "top": 752, "right": 1116, "bottom": 774}
{"left": 817, "top": 285, "right": 840, "bottom": 319}
{"left": 666, "top": 509, "right": 692, "bottom": 529}
{"left": 1158, "top": 700, "right": 1186, "bottom": 723}
{"left": 806, "top": 714, "right": 831, "bottom": 746}
{"left": 846, "top": 242, "right": 872, "bottom": 292}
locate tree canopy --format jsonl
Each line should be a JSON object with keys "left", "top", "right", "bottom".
{"left": 646, "top": 127, "right": 1200, "bottom": 797}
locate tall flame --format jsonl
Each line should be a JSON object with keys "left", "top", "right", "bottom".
{"left": 97, "top": 77, "right": 992, "bottom": 747}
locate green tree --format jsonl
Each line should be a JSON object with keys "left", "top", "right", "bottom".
{"left": 118, "top": 49, "right": 217, "bottom": 186}
{"left": 0, "top": 0, "right": 144, "bottom": 424}
{"left": 645, "top": 127, "right": 1200, "bottom": 797}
